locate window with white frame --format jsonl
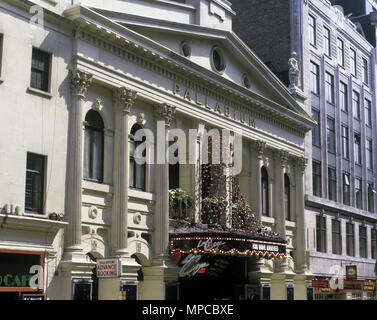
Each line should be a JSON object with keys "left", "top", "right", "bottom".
{"left": 323, "top": 26, "right": 331, "bottom": 56}
{"left": 350, "top": 48, "right": 357, "bottom": 76}
{"left": 339, "top": 82, "right": 348, "bottom": 112}
{"left": 337, "top": 38, "right": 344, "bottom": 67}
{"left": 309, "top": 15, "right": 316, "bottom": 46}
{"left": 325, "top": 72, "right": 334, "bottom": 104}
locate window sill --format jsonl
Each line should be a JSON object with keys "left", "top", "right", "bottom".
{"left": 311, "top": 92, "right": 320, "bottom": 98}
{"left": 129, "top": 188, "right": 155, "bottom": 202}
{"left": 27, "top": 87, "right": 52, "bottom": 99}
{"left": 83, "top": 179, "right": 112, "bottom": 194}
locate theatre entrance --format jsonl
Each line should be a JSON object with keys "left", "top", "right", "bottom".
{"left": 178, "top": 254, "right": 250, "bottom": 300}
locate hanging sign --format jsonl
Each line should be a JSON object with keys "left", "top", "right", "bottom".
{"left": 96, "top": 259, "right": 121, "bottom": 278}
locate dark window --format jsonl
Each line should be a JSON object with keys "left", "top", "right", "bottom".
{"left": 359, "top": 226, "right": 367, "bottom": 258}
{"left": 313, "top": 161, "right": 322, "bottom": 197}
{"left": 368, "top": 183, "right": 374, "bottom": 213}
{"left": 350, "top": 48, "right": 357, "bottom": 76}
{"left": 312, "top": 109, "right": 321, "bottom": 147}
{"left": 309, "top": 15, "right": 316, "bottom": 46}
{"left": 212, "top": 48, "right": 225, "bottom": 72}
{"left": 25, "top": 152, "right": 46, "bottom": 214}
{"left": 316, "top": 215, "right": 326, "bottom": 253}
{"left": 84, "top": 110, "right": 104, "bottom": 182}
{"left": 310, "top": 62, "right": 320, "bottom": 94}
{"left": 130, "top": 124, "right": 146, "bottom": 191}
{"left": 341, "top": 125, "right": 349, "bottom": 159}
{"left": 328, "top": 167, "right": 337, "bottom": 201}
{"left": 365, "top": 99, "right": 372, "bottom": 126}
{"left": 366, "top": 139, "right": 373, "bottom": 170}
{"left": 352, "top": 91, "right": 360, "bottom": 120}
{"left": 362, "top": 58, "right": 368, "bottom": 84}
{"left": 0, "top": 34, "right": 3, "bottom": 77}
{"left": 327, "top": 118, "right": 336, "bottom": 153}
{"left": 169, "top": 140, "right": 180, "bottom": 190}
{"left": 30, "top": 48, "right": 51, "bottom": 92}
{"left": 332, "top": 220, "right": 342, "bottom": 255}
{"left": 284, "top": 174, "right": 291, "bottom": 221}
{"left": 372, "top": 229, "right": 377, "bottom": 259}
{"left": 355, "top": 178, "right": 362, "bottom": 209}
{"left": 261, "top": 166, "right": 269, "bottom": 217}
{"left": 339, "top": 82, "right": 348, "bottom": 112}
{"left": 323, "top": 27, "right": 331, "bottom": 56}
{"left": 346, "top": 223, "right": 355, "bottom": 256}
{"left": 337, "top": 38, "right": 344, "bottom": 67}
{"left": 354, "top": 134, "right": 361, "bottom": 165}
{"left": 325, "top": 72, "right": 334, "bottom": 104}
{"left": 343, "top": 173, "right": 350, "bottom": 206}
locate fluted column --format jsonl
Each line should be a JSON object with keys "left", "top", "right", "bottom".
{"left": 111, "top": 87, "right": 137, "bottom": 257}
{"left": 254, "top": 140, "right": 266, "bottom": 220}
{"left": 65, "top": 69, "right": 92, "bottom": 253}
{"left": 295, "top": 157, "right": 308, "bottom": 273}
{"left": 153, "top": 103, "right": 176, "bottom": 265}
{"left": 274, "top": 149, "right": 288, "bottom": 272}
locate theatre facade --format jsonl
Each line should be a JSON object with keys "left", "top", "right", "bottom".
{"left": 0, "top": 0, "right": 315, "bottom": 300}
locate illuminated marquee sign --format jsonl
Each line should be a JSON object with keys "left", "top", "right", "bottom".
{"left": 170, "top": 235, "right": 286, "bottom": 259}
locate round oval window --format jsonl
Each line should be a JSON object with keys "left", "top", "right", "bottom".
{"left": 212, "top": 47, "right": 225, "bottom": 72}
{"left": 243, "top": 74, "right": 251, "bottom": 89}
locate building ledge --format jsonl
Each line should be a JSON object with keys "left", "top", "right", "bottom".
{"left": 309, "top": 250, "right": 376, "bottom": 264}
{"left": 26, "top": 87, "right": 53, "bottom": 99}
{"left": 0, "top": 213, "right": 67, "bottom": 233}
{"left": 306, "top": 194, "right": 377, "bottom": 222}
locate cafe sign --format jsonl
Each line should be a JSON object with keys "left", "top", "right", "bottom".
{"left": 96, "top": 259, "right": 121, "bottom": 278}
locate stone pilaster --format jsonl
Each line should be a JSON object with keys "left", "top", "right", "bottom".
{"left": 153, "top": 103, "right": 177, "bottom": 266}
{"left": 295, "top": 156, "right": 308, "bottom": 273}
{"left": 111, "top": 87, "right": 137, "bottom": 257}
{"left": 65, "top": 69, "right": 92, "bottom": 255}
{"left": 254, "top": 140, "right": 266, "bottom": 220}
{"left": 274, "top": 149, "right": 289, "bottom": 273}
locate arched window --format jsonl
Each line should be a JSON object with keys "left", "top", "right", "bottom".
{"left": 130, "top": 123, "right": 146, "bottom": 191}
{"left": 261, "top": 166, "right": 269, "bottom": 216}
{"left": 84, "top": 110, "right": 104, "bottom": 182}
{"left": 284, "top": 173, "right": 291, "bottom": 221}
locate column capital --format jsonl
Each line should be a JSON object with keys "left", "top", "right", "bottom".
{"left": 254, "top": 140, "right": 266, "bottom": 157}
{"left": 113, "top": 87, "right": 138, "bottom": 114}
{"left": 279, "top": 150, "right": 289, "bottom": 168}
{"left": 70, "top": 69, "right": 93, "bottom": 97}
{"left": 296, "top": 156, "right": 308, "bottom": 173}
{"left": 155, "top": 103, "right": 176, "bottom": 127}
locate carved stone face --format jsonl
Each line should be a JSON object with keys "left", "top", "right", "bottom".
{"left": 137, "top": 112, "right": 145, "bottom": 124}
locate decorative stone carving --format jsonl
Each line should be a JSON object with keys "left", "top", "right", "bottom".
{"left": 288, "top": 51, "right": 300, "bottom": 90}
{"left": 279, "top": 150, "right": 289, "bottom": 167}
{"left": 137, "top": 112, "right": 145, "bottom": 125}
{"left": 155, "top": 103, "right": 176, "bottom": 127}
{"left": 113, "top": 87, "right": 137, "bottom": 114}
{"left": 70, "top": 69, "right": 93, "bottom": 97}
{"left": 296, "top": 157, "right": 308, "bottom": 173}
{"left": 93, "top": 98, "right": 102, "bottom": 110}
{"left": 255, "top": 140, "right": 266, "bottom": 157}
{"left": 88, "top": 206, "right": 98, "bottom": 219}
{"left": 133, "top": 212, "right": 142, "bottom": 225}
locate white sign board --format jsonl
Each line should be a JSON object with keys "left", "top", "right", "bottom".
{"left": 96, "top": 259, "right": 121, "bottom": 278}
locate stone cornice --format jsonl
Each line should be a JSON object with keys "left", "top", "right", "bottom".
{"left": 63, "top": 5, "right": 316, "bottom": 133}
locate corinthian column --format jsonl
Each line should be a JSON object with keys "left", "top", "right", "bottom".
{"left": 112, "top": 87, "right": 137, "bottom": 257}
{"left": 65, "top": 69, "right": 92, "bottom": 254}
{"left": 254, "top": 140, "right": 266, "bottom": 220}
{"left": 295, "top": 157, "right": 308, "bottom": 273}
{"left": 153, "top": 103, "right": 176, "bottom": 265}
{"left": 274, "top": 149, "right": 289, "bottom": 272}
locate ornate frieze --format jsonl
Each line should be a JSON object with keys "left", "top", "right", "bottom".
{"left": 70, "top": 69, "right": 93, "bottom": 97}
{"left": 296, "top": 156, "right": 308, "bottom": 173}
{"left": 113, "top": 87, "right": 138, "bottom": 114}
